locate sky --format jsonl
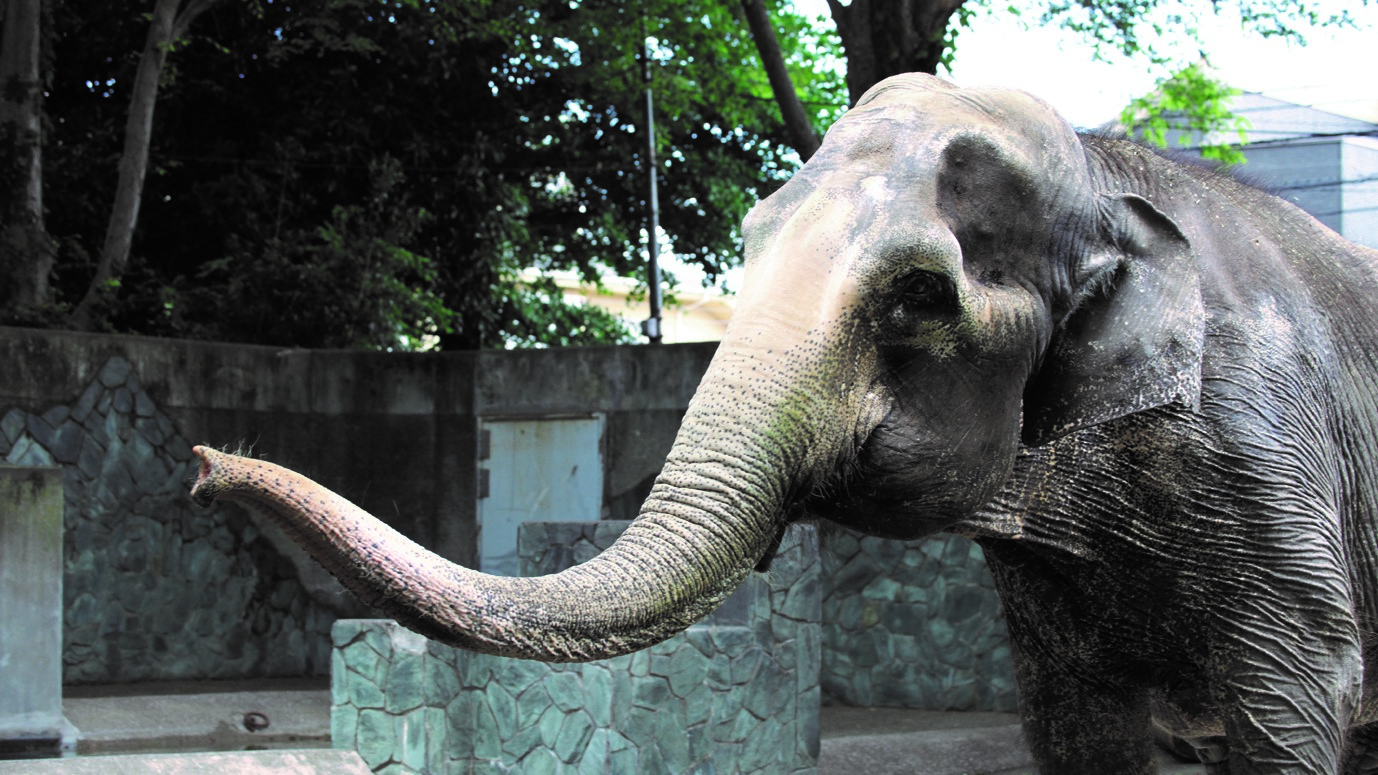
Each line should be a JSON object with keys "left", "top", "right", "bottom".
{"left": 921, "top": 3, "right": 1376, "bottom": 129}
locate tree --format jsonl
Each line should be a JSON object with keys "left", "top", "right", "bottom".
{"left": 32, "top": 0, "right": 842, "bottom": 349}
{"left": 69, "top": 0, "right": 224, "bottom": 329}
{"left": 0, "top": 0, "right": 54, "bottom": 322}
{"left": 1121, "top": 62, "right": 1253, "bottom": 164}
{"left": 745, "top": 0, "right": 1363, "bottom": 161}
{"left": 742, "top": 0, "right": 820, "bottom": 161}
{"left": 827, "top": 0, "right": 968, "bottom": 105}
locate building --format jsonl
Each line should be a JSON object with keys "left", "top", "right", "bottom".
{"left": 522, "top": 267, "right": 737, "bottom": 344}
{"left": 1166, "top": 92, "right": 1378, "bottom": 248}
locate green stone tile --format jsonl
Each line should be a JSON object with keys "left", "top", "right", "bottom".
{"left": 470, "top": 760, "right": 517, "bottom": 775}
{"left": 618, "top": 705, "right": 657, "bottom": 749}
{"left": 706, "top": 652, "right": 733, "bottom": 690}
{"left": 709, "top": 625, "right": 754, "bottom": 655}
{"left": 471, "top": 698, "right": 502, "bottom": 760}
{"left": 347, "top": 668, "right": 387, "bottom": 709}
{"left": 546, "top": 670, "right": 584, "bottom": 712}
{"left": 554, "top": 709, "right": 595, "bottom": 763}
{"left": 929, "top": 618, "right": 956, "bottom": 649}
{"left": 343, "top": 641, "right": 385, "bottom": 687}
{"left": 611, "top": 664, "right": 634, "bottom": 711}
{"left": 362, "top": 626, "right": 393, "bottom": 660}
{"left": 582, "top": 665, "right": 613, "bottom": 726}
{"left": 576, "top": 729, "right": 610, "bottom": 775}
{"left": 500, "top": 723, "right": 543, "bottom": 760}
{"left": 492, "top": 655, "right": 553, "bottom": 695}
{"left": 638, "top": 739, "right": 666, "bottom": 774}
{"left": 520, "top": 747, "right": 562, "bottom": 775}
{"left": 655, "top": 709, "right": 691, "bottom": 773}
{"left": 730, "top": 706, "right": 759, "bottom": 742}
{"left": 488, "top": 682, "right": 517, "bottom": 740}
{"left": 331, "top": 649, "right": 349, "bottom": 703}
{"left": 729, "top": 649, "right": 764, "bottom": 685}
{"left": 330, "top": 705, "right": 358, "bottom": 751}
{"left": 398, "top": 710, "right": 429, "bottom": 772}
{"left": 685, "top": 723, "right": 712, "bottom": 768}
{"left": 384, "top": 652, "right": 425, "bottom": 713}
{"left": 628, "top": 649, "right": 651, "bottom": 678}
{"left": 606, "top": 729, "right": 633, "bottom": 752}
{"left": 356, "top": 709, "right": 395, "bottom": 770}
{"left": 424, "top": 655, "right": 462, "bottom": 706}
{"left": 667, "top": 644, "right": 709, "bottom": 699}
{"left": 684, "top": 683, "right": 713, "bottom": 728}
{"left": 649, "top": 652, "right": 672, "bottom": 677}
{"left": 742, "top": 716, "right": 782, "bottom": 772}
{"left": 632, "top": 674, "right": 671, "bottom": 709}
{"left": 460, "top": 653, "right": 494, "bottom": 690}
{"left": 422, "top": 707, "right": 448, "bottom": 774}
{"left": 685, "top": 627, "right": 715, "bottom": 657}
{"left": 516, "top": 682, "right": 553, "bottom": 730}
{"left": 537, "top": 705, "right": 565, "bottom": 748}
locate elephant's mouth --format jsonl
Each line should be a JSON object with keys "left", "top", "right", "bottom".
{"left": 803, "top": 412, "right": 967, "bottom": 540}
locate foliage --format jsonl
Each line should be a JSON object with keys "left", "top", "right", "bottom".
{"left": 35, "top": 0, "right": 841, "bottom": 349}
{"left": 1120, "top": 63, "right": 1251, "bottom": 165}
{"left": 1035, "top": 0, "right": 1362, "bottom": 64}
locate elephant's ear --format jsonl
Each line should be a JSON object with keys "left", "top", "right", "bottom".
{"left": 1021, "top": 193, "right": 1204, "bottom": 447}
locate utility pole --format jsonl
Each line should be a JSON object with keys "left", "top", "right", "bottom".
{"left": 640, "top": 37, "right": 664, "bottom": 344}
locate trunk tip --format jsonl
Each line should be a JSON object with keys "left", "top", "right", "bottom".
{"left": 189, "top": 445, "right": 224, "bottom": 508}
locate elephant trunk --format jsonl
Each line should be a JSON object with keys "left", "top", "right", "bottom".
{"left": 188, "top": 345, "right": 838, "bottom": 661}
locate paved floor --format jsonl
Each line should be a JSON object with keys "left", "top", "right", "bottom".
{"left": 51, "top": 679, "right": 1208, "bottom": 774}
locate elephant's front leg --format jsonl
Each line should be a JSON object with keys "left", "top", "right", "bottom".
{"left": 1206, "top": 608, "right": 1362, "bottom": 775}
{"left": 1011, "top": 648, "right": 1158, "bottom": 774}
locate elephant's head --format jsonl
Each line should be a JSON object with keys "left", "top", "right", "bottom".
{"left": 190, "top": 73, "right": 1202, "bottom": 661}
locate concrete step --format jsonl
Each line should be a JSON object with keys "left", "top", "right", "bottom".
{"left": 817, "top": 706, "right": 1209, "bottom": 775}
{"left": 0, "top": 749, "right": 369, "bottom": 774}
{"left": 818, "top": 707, "right": 1031, "bottom": 775}
{"left": 39, "top": 680, "right": 1208, "bottom": 774}
{"left": 61, "top": 678, "right": 331, "bottom": 757}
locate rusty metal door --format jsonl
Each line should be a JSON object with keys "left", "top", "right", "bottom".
{"left": 476, "top": 416, "right": 604, "bottom": 576}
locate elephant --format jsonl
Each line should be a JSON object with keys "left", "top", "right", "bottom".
{"left": 190, "top": 72, "right": 1378, "bottom": 774}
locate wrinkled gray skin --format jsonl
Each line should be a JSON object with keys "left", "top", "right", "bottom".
{"left": 191, "top": 74, "right": 1378, "bottom": 774}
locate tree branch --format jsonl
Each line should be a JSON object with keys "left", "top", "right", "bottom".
{"left": 740, "top": 0, "right": 820, "bottom": 161}
{"left": 73, "top": 0, "right": 224, "bottom": 328}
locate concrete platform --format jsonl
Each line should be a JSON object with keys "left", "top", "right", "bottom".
{"left": 8, "top": 679, "right": 1207, "bottom": 774}
{"left": 61, "top": 678, "right": 331, "bottom": 757}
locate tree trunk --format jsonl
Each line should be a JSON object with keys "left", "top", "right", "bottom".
{"left": 72, "top": 0, "right": 221, "bottom": 329}
{"left": 826, "top": 0, "right": 969, "bottom": 106}
{"left": 741, "top": 0, "right": 820, "bottom": 161}
{"left": 0, "top": 0, "right": 54, "bottom": 320}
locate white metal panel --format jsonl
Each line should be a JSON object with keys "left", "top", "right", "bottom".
{"left": 477, "top": 416, "right": 604, "bottom": 576}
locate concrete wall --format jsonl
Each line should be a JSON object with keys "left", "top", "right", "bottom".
{"left": 0, "top": 327, "right": 713, "bottom": 684}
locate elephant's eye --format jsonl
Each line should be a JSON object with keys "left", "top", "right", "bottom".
{"left": 894, "top": 271, "right": 954, "bottom": 316}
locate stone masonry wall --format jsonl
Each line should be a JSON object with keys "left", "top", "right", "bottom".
{"left": 0, "top": 327, "right": 716, "bottom": 685}
{"left": 819, "top": 528, "right": 1017, "bottom": 711}
{"left": 1, "top": 356, "right": 335, "bottom": 683}
{"left": 2, "top": 326, "right": 1017, "bottom": 706}
{"left": 330, "top": 523, "right": 821, "bottom": 774}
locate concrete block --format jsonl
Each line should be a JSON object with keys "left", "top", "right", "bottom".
{"left": 0, "top": 466, "right": 69, "bottom": 757}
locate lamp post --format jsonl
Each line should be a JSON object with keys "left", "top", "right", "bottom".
{"left": 640, "top": 37, "right": 664, "bottom": 344}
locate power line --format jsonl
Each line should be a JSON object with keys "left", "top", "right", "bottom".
{"left": 1169, "top": 128, "right": 1378, "bottom": 152}
{"left": 1311, "top": 204, "right": 1378, "bottom": 218}
{"left": 1275, "top": 173, "right": 1378, "bottom": 192}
